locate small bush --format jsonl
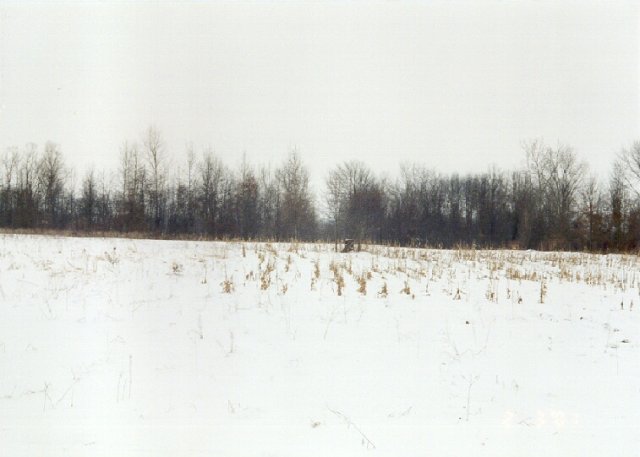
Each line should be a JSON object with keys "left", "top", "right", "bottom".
{"left": 401, "top": 280, "right": 411, "bottom": 295}
{"left": 221, "top": 275, "right": 235, "bottom": 293}
{"left": 357, "top": 273, "right": 367, "bottom": 295}
{"left": 171, "top": 261, "right": 183, "bottom": 275}
{"left": 260, "top": 260, "right": 275, "bottom": 290}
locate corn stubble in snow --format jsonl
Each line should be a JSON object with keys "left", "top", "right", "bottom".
{"left": 0, "top": 234, "right": 638, "bottom": 456}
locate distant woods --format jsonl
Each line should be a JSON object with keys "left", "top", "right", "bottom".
{"left": 2, "top": 128, "right": 640, "bottom": 252}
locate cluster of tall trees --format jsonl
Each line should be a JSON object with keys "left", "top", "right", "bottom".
{"left": 2, "top": 128, "right": 640, "bottom": 252}
{"left": 0, "top": 128, "right": 316, "bottom": 241}
{"left": 327, "top": 139, "right": 640, "bottom": 252}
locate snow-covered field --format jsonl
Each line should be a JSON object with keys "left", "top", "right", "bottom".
{"left": 0, "top": 234, "right": 638, "bottom": 456}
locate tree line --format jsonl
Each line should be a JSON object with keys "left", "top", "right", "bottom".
{"left": 2, "top": 127, "right": 640, "bottom": 252}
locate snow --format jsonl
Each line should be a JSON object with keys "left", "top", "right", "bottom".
{"left": 0, "top": 234, "right": 638, "bottom": 456}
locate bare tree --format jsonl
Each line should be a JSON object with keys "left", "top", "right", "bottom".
{"left": 257, "top": 165, "right": 279, "bottom": 239}
{"left": 118, "top": 141, "right": 146, "bottom": 231}
{"left": 276, "top": 150, "right": 315, "bottom": 240}
{"left": 38, "top": 142, "right": 66, "bottom": 228}
{"left": 96, "top": 170, "right": 113, "bottom": 230}
{"left": 0, "top": 147, "right": 19, "bottom": 226}
{"left": 143, "top": 126, "right": 166, "bottom": 231}
{"left": 198, "top": 149, "right": 226, "bottom": 236}
{"left": 81, "top": 168, "right": 97, "bottom": 230}
{"left": 547, "top": 143, "right": 586, "bottom": 240}
{"left": 580, "top": 175, "right": 605, "bottom": 250}
{"left": 326, "top": 161, "right": 385, "bottom": 246}
{"left": 523, "top": 139, "right": 586, "bottom": 247}
{"left": 609, "top": 159, "right": 628, "bottom": 250}
{"left": 236, "top": 155, "right": 259, "bottom": 239}
{"left": 14, "top": 143, "right": 40, "bottom": 227}
{"left": 618, "top": 140, "right": 640, "bottom": 197}
{"left": 325, "top": 168, "right": 345, "bottom": 250}
{"left": 185, "top": 143, "right": 197, "bottom": 230}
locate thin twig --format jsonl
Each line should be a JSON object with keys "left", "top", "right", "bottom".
{"left": 327, "top": 405, "right": 376, "bottom": 450}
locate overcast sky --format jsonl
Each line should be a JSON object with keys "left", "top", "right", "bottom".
{"left": 0, "top": 0, "right": 638, "bottom": 189}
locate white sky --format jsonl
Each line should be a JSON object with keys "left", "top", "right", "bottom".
{"left": 0, "top": 1, "right": 638, "bottom": 189}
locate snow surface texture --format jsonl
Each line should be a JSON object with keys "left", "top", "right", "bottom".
{"left": 0, "top": 234, "right": 638, "bottom": 456}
